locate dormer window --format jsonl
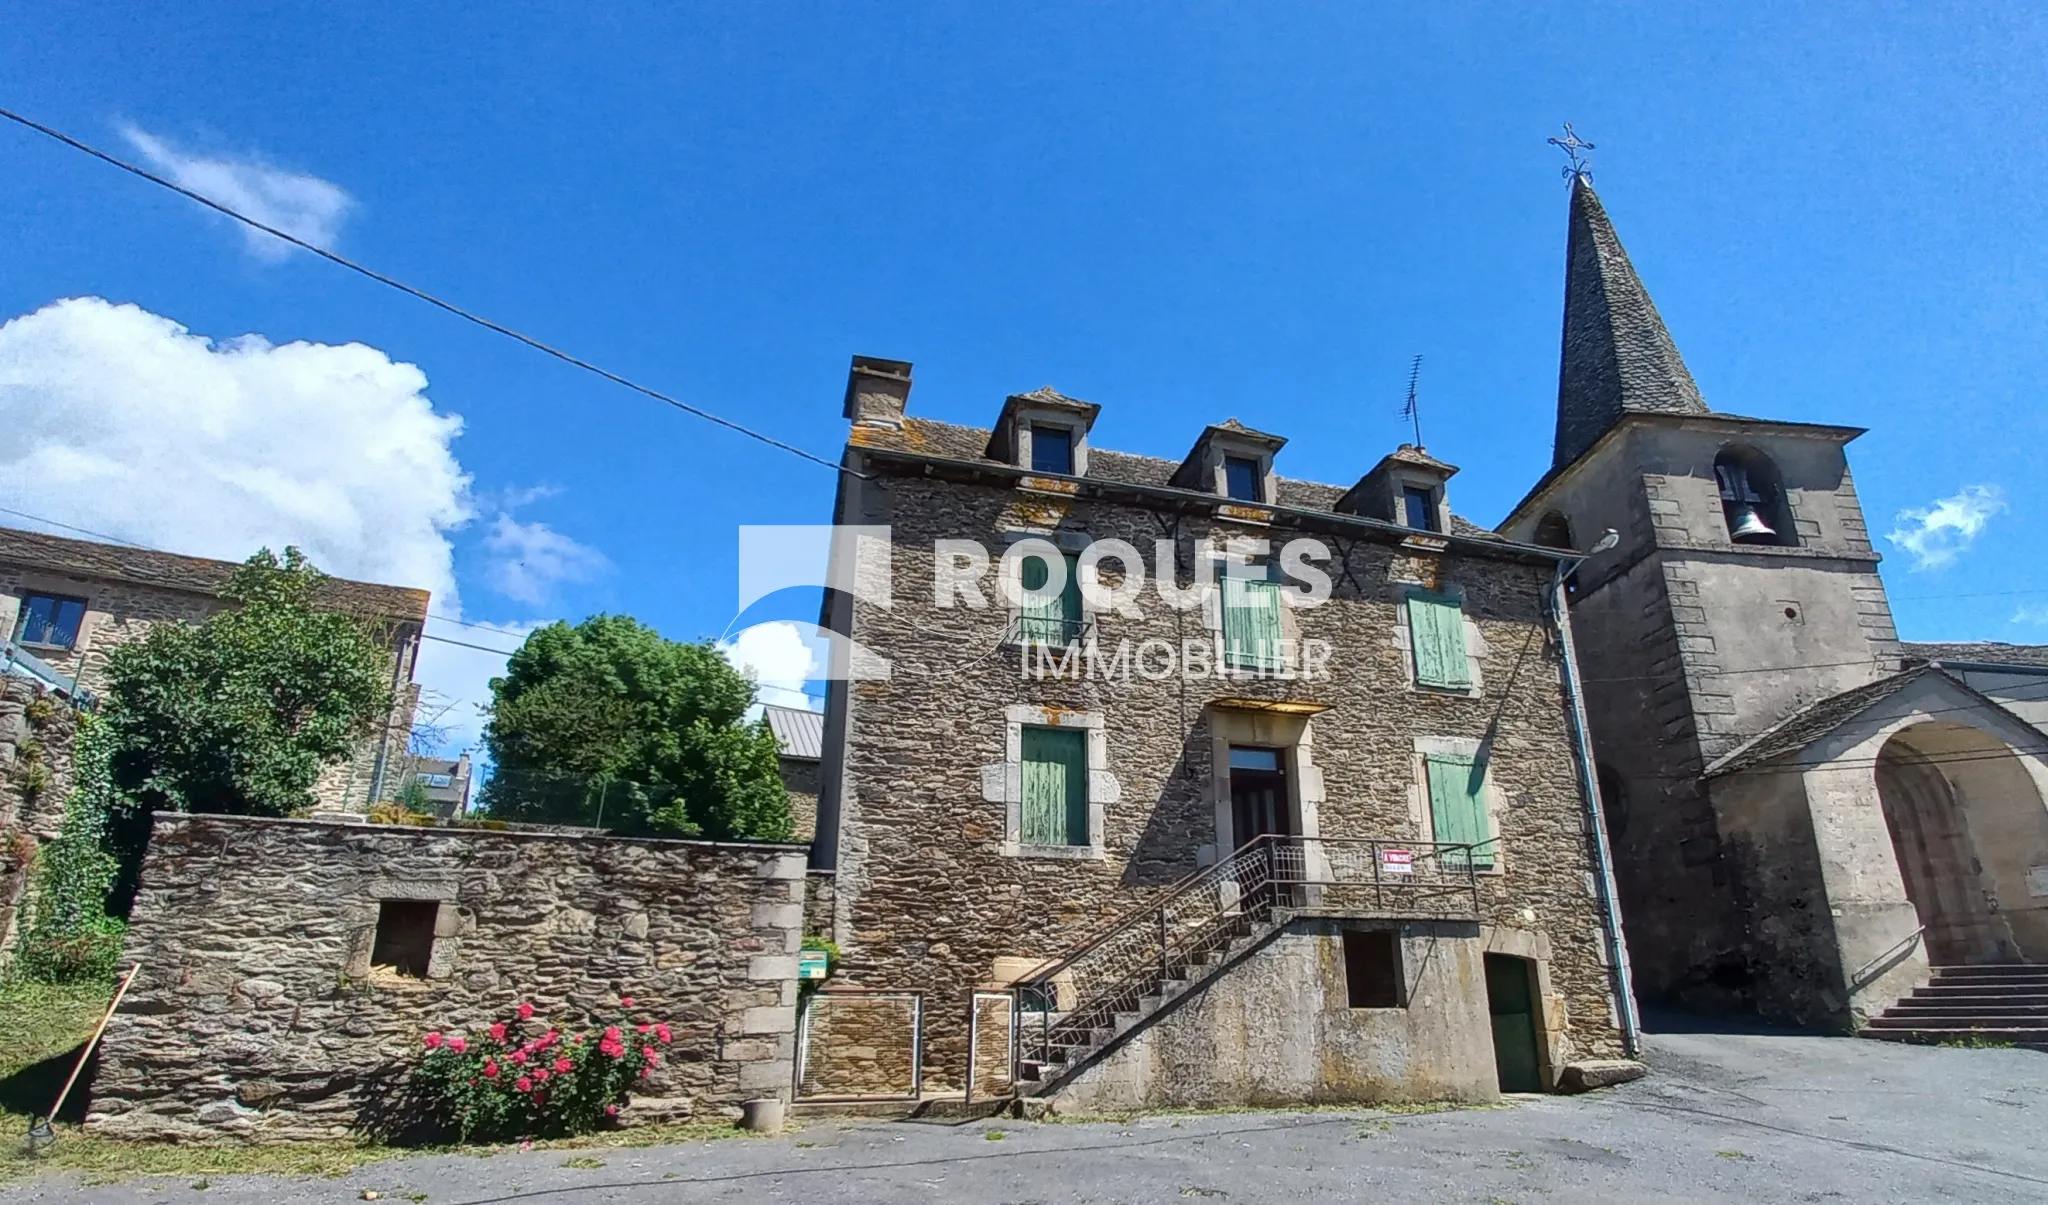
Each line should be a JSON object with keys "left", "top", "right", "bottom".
{"left": 985, "top": 387, "right": 1100, "bottom": 477}
{"left": 1031, "top": 425, "right": 1074, "bottom": 475}
{"left": 1224, "top": 456, "right": 1263, "bottom": 502}
{"left": 1337, "top": 445, "right": 1458, "bottom": 532}
{"left": 1172, "top": 420, "right": 1286, "bottom": 505}
{"left": 1402, "top": 485, "right": 1439, "bottom": 533}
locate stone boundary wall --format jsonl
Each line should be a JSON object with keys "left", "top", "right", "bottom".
{"left": 90, "top": 814, "right": 805, "bottom": 1142}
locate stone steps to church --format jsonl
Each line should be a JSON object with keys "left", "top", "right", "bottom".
{"left": 1926, "top": 965, "right": 2048, "bottom": 982}
{"left": 1885, "top": 1001, "right": 2048, "bottom": 1018}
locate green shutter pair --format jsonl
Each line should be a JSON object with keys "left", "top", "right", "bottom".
{"left": 1020, "top": 726, "right": 1089, "bottom": 846}
{"left": 1019, "top": 553, "right": 1083, "bottom": 644}
{"left": 1426, "top": 754, "right": 1493, "bottom": 870}
{"left": 1222, "top": 573, "right": 1284, "bottom": 670}
{"left": 1409, "top": 592, "right": 1471, "bottom": 689}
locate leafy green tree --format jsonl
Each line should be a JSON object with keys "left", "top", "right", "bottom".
{"left": 102, "top": 547, "right": 395, "bottom": 816}
{"left": 97, "top": 548, "right": 394, "bottom": 911}
{"left": 479, "top": 615, "right": 788, "bottom": 840}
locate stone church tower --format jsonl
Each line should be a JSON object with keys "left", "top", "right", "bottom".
{"left": 1500, "top": 176, "right": 1905, "bottom": 1009}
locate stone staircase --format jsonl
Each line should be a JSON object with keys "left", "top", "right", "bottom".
{"left": 1860, "top": 965, "right": 2048, "bottom": 1051}
{"left": 1014, "top": 913, "right": 1283, "bottom": 1093}
{"left": 1006, "top": 834, "right": 1486, "bottom": 1100}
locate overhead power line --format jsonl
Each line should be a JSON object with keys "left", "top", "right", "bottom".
{"left": 0, "top": 105, "right": 858, "bottom": 479}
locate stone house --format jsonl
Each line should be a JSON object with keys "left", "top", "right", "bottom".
{"left": 0, "top": 523, "right": 429, "bottom": 837}
{"left": 1496, "top": 176, "right": 2048, "bottom": 1043}
{"left": 763, "top": 703, "right": 823, "bottom": 841}
{"left": 804, "top": 356, "right": 1633, "bottom": 1110}
{"left": 398, "top": 753, "right": 474, "bottom": 818}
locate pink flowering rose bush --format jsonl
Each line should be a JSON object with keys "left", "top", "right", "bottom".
{"left": 409, "top": 997, "right": 672, "bottom": 1140}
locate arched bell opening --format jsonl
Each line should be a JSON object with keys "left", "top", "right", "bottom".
{"left": 1713, "top": 447, "right": 1798, "bottom": 547}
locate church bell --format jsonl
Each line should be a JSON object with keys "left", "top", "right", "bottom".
{"left": 1728, "top": 503, "right": 1776, "bottom": 541}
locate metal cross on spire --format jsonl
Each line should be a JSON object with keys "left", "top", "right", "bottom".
{"left": 1548, "top": 123, "right": 1595, "bottom": 183}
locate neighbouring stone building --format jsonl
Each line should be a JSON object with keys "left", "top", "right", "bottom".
{"left": 0, "top": 524, "right": 430, "bottom": 831}
{"left": 804, "top": 353, "right": 1634, "bottom": 1110}
{"left": 764, "top": 703, "right": 823, "bottom": 842}
{"left": 1495, "top": 174, "right": 2048, "bottom": 1041}
{"left": 90, "top": 814, "right": 806, "bottom": 1141}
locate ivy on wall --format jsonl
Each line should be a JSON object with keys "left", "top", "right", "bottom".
{"left": 9, "top": 715, "right": 127, "bottom": 983}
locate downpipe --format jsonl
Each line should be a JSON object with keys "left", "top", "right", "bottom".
{"left": 1549, "top": 548, "right": 1643, "bottom": 1058}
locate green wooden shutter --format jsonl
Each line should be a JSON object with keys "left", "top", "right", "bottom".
{"left": 1019, "top": 553, "right": 1080, "bottom": 644}
{"left": 1020, "top": 726, "right": 1089, "bottom": 846}
{"left": 1409, "top": 593, "right": 1471, "bottom": 689}
{"left": 1426, "top": 754, "right": 1493, "bottom": 869}
{"left": 1223, "top": 575, "right": 1284, "bottom": 670}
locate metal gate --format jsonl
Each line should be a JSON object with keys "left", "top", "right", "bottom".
{"left": 963, "top": 990, "right": 1016, "bottom": 1102}
{"left": 793, "top": 989, "right": 923, "bottom": 1102}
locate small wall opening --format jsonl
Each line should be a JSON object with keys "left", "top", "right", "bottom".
{"left": 1532, "top": 511, "right": 1575, "bottom": 550}
{"left": 1714, "top": 447, "right": 1798, "bottom": 547}
{"left": 1342, "top": 929, "right": 1403, "bottom": 1008}
{"left": 371, "top": 900, "right": 438, "bottom": 978}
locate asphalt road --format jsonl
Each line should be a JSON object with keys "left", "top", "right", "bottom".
{"left": 5, "top": 1024, "right": 2044, "bottom": 1204}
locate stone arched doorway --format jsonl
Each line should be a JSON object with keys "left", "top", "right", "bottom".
{"left": 1873, "top": 723, "right": 2026, "bottom": 965}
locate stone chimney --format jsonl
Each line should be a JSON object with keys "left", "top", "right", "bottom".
{"left": 842, "top": 356, "right": 912, "bottom": 428}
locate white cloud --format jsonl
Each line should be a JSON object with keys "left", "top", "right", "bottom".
{"left": 1887, "top": 485, "right": 2006, "bottom": 571}
{"left": 0, "top": 296, "right": 609, "bottom": 755}
{"left": 2012, "top": 604, "right": 2048, "bottom": 626}
{"left": 483, "top": 514, "right": 609, "bottom": 606}
{"left": 121, "top": 125, "right": 352, "bottom": 261}
{"left": 718, "top": 621, "right": 826, "bottom": 717}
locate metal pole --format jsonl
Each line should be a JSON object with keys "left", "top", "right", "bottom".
{"left": 1550, "top": 557, "right": 1642, "bottom": 1057}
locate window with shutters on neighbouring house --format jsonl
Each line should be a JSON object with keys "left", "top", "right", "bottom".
{"left": 1407, "top": 591, "right": 1471, "bottom": 690}
{"left": 1222, "top": 568, "right": 1285, "bottom": 671}
{"left": 1018, "top": 552, "right": 1083, "bottom": 645}
{"left": 1019, "top": 725, "right": 1089, "bottom": 847}
{"left": 1425, "top": 752, "right": 1494, "bottom": 870}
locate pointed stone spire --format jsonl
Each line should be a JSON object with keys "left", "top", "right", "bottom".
{"left": 1553, "top": 176, "right": 1709, "bottom": 468}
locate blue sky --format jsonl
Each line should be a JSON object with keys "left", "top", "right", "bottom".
{"left": 3, "top": 4, "right": 2045, "bottom": 750}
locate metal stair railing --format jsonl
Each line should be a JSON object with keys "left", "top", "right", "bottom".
{"left": 1010, "top": 833, "right": 1481, "bottom": 1086}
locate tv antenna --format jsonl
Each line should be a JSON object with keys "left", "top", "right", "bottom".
{"left": 1399, "top": 355, "right": 1424, "bottom": 447}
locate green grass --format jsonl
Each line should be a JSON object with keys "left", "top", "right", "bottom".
{"left": 0, "top": 1112, "right": 750, "bottom": 1185}
{"left": 0, "top": 980, "right": 114, "bottom": 1081}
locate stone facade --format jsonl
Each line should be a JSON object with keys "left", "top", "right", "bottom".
{"left": 91, "top": 814, "right": 806, "bottom": 1141}
{"left": 808, "top": 361, "right": 1629, "bottom": 1099}
{"left": 779, "top": 755, "right": 820, "bottom": 843}
{"left": 0, "top": 525, "right": 428, "bottom": 814}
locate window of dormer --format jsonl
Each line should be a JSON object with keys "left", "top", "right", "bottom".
{"left": 1402, "top": 485, "right": 1439, "bottom": 532}
{"left": 1223, "top": 456, "right": 1262, "bottom": 502}
{"left": 1030, "top": 424, "right": 1074, "bottom": 475}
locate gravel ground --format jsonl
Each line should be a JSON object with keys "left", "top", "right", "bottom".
{"left": 4, "top": 1024, "right": 2044, "bottom": 1204}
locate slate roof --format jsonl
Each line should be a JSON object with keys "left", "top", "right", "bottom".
{"left": 764, "top": 704, "right": 824, "bottom": 760}
{"left": 1901, "top": 641, "right": 2048, "bottom": 670}
{"left": 851, "top": 417, "right": 1502, "bottom": 539}
{"left": 1553, "top": 176, "right": 1711, "bottom": 470}
{"left": 0, "top": 525, "right": 431, "bottom": 622}
{"left": 1705, "top": 665, "right": 1948, "bottom": 778}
